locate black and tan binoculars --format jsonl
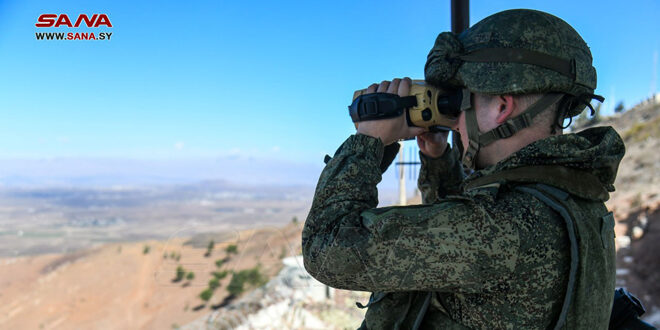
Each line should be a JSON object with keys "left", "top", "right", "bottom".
{"left": 349, "top": 80, "right": 469, "bottom": 132}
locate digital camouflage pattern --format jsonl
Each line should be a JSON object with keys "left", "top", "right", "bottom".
{"left": 424, "top": 9, "right": 597, "bottom": 118}
{"left": 302, "top": 126, "right": 624, "bottom": 329}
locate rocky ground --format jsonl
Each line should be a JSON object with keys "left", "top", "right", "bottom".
{"left": 182, "top": 255, "right": 368, "bottom": 330}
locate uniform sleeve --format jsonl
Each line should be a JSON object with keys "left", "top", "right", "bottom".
{"left": 302, "top": 134, "right": 519, "bottom": 293}
{"left": 417, "top": 145, "right": 465, "bottom": 204}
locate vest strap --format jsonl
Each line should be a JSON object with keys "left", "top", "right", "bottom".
{"left": 515, "top": 184, "right": 579, "bottom": 330}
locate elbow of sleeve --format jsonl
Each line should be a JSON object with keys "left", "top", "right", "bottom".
{"left": 301, "top": 238, "right": 327, "bottom": 283}
{"left": 302, "top": 247, "right": 334, "bottom": 287}
{"left": 302, "top": 240, "right": 366, "bottom": 290}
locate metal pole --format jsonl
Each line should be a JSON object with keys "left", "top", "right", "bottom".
{"left": 398, "top": 144, "right": 407, "bottom": 206}
{"left": 451, "top": 0, "right": 469, "bottom": 34}
{"left": 451, "top": 0, "right": 469, "bottom": 156}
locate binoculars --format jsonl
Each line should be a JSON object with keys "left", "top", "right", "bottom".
{"left": 349, "top": 80, "right": 469, "bottom": 132}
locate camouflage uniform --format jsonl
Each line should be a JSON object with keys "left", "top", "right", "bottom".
{"left": 302, "top": 125, "right": 624, "bottom": 329}
{"left": 303, "top": 8, "right": 624, "bottom": 329}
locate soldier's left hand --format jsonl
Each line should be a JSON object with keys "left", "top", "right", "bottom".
{"left": 356, "top": 77, "right": 426, "bottom": 145}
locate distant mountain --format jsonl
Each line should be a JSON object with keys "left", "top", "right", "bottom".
{"left": 0, "top": 156, "right": 324, "bottom": 188}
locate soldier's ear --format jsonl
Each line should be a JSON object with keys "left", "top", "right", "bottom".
{"left": 495, "top": 95, "right": 515, "bottom": 124}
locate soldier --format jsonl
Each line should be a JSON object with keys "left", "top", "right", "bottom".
{"left": 302, "top": 9, "right": 625, "bottom": 329}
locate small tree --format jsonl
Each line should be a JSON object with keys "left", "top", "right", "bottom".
{"left": 227, "top": 272, "right": 245, "bottom": 296}
{"left": 244, "top": 266, "right": 267, "bottom": 287}
{"left": 212, "top": 270, "right": 228, "bottom": 280}
{"left": 614, "top": 101, "right": 625, "bottom": 113}
{"left": 174, "top": 265, "right": 186, "bottom": 282}
{"left": 225, "top": 244, "right": 238, "bottom": 255}
{"left": 209, "top": 278, "right": 220, "bottom": 290}
{"left": 205, "top": 240, "right": 215, "bottom": 257}
{"left": 291, "top": 216, "right": 298, "bottom": 224}
{"left": 226, "top": 266, "right": 267, "bottom": 296}
{"left": 199, "top": 288, "right": 213, "bottom": 303}
{"left": 143, "top": 245, "right": 150, "bottom": 254}
{"left": 186, "top": 272, "right": 195, "bottom": 281}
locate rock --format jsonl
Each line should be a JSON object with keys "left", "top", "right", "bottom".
{"left": 616, "top": 236, "right": 632, "bottom": 249}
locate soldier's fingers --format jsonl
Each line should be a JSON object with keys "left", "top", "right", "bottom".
{"left": 366, "top": 83, "right": 378, "bottom": 94}
{"left": 416, "top": 136, "right": 427, "bottom": 150}
{"left": 377, "top": 80, "right": 390, "bottom": 93}
{"left": 418, "top": 132, "right": 431, "bottom": 142}
{"left": 398, "top": 77, "right": 412, "bottom": 97}
{"left": 407, "top": 127, "right": 427, "bottom": 139}
{"left": 387, "top": 78, "right": 401, "bottom": 94}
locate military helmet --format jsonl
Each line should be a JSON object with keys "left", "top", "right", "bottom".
{"left": 425, "top": 9, "right": 599, "bottom": 118}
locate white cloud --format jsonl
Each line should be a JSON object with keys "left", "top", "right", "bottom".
{"left": 271, "top": 146, "right": 280, "bottom": 152}
{"left": 174, "top": 142, "right": 185, "bottom": 150}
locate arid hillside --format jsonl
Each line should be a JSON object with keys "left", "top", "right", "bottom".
{"left": 0, "top": 222, "right": 303, "bottom": 329}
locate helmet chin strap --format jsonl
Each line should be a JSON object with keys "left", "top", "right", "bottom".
{"left": 461, "top": 93, "right": 564, "bottom": 169}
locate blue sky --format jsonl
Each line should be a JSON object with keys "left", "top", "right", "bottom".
{"left": 0, "top": 0, "right": 658, "bottom": 185}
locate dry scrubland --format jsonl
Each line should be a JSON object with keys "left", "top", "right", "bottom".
{"left": 0, "top": 223, "right": 305, "bottom": 329}
{"left": 0, "top": 182, "right": 312, "bottom": 257}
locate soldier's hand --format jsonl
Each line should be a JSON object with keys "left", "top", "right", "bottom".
{"left": 417, "top": 131, "right": 449, "bottom": 159}
{"left": 356, "top": 77, "right": 426, "bottom": 145}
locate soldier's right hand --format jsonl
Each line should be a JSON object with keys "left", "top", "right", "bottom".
{"left": 417, "top": 131, "right": 449, "bottom": 159}
{"left": 356, "top": 78, "right": 426, "bottom": 145}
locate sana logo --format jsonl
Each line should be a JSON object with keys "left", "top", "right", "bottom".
{"left": 35, "top": 14, "right": 112, "bottom": 28}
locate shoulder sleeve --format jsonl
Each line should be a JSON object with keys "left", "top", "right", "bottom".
{"left": 302, "top": 134, "right": 518, "bottom": 293}
{"left": 417, "top": 145, "right": 465, "bottom": 204}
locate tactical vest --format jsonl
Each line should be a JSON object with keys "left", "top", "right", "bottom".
{"left": 357, "top": 165, "right": 617, "bottom": 330}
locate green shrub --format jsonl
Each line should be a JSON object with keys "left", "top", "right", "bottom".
{"left": 226, "top": 266, "right": 267, "bottom": 296}
{"left": 186, "top": 272, "right": 195, "bottom": 280}
{"left": 225, "top": 244, "right": 238, "bottom": 255}
{"left": 204, "top": 240, "right": 215, "bottom": 257}
{"left": 215, "top": 259, "right": 224, "bottom": 268}
{"left": 614, "top": 101, "right": 625, "bottom": 113}
{"left": 212, "top": 270, "right": 228, "bottom": 280}
{"left": 227, "top": 274, "right": 244, "bottom": 296}
{"left": 174, "top": 265, "right": 185, "bottom": 282}
{"left": 199, "top": 288, "right": 213, "bottom": 302}
{"left": 244, "top": 267, "right": 267, "bottom": 286}
{"left": 209, "top": 278, "right": 220, "bottom": 290}
{"left": 143, "top": 245, "right": 150, "bottom": 254}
